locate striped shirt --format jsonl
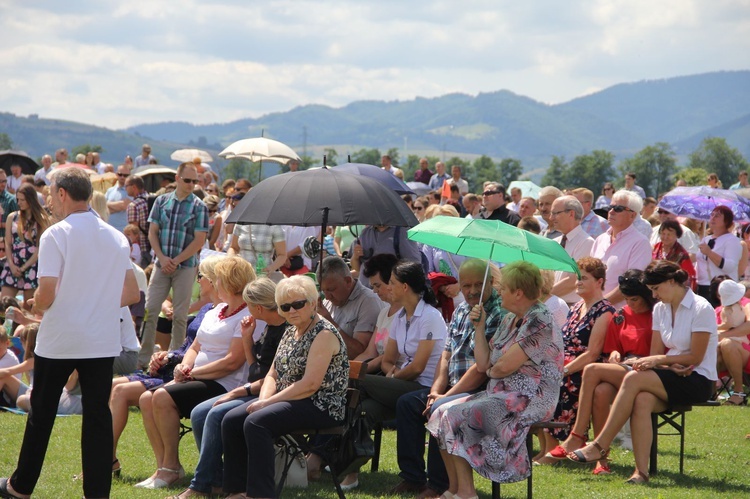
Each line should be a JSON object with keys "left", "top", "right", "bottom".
{"left": 128, "top": 193, "right": 150, "bottom": 254}
{"left": 444, "top": 289, "right": 507, "bottom": 386}
{"left": 148, "top": 191, "right": 208, "bottom": 268}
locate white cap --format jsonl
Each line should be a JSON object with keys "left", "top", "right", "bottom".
{"left": 718, "top": 279, "right": 745, "bottom": 307}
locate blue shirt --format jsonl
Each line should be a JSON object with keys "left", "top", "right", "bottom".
{"left": 149, "top": 191, "right": 208, "bottom": 268}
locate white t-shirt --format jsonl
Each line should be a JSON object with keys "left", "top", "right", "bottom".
{"left": 0, "top": 349, "right": 20, "bottom": 378}
{"left": 389, "top": 300, "right": 447, "bottom": 386}
{"left": 651, "top": 289, "right": 718, "bottom": 381}
{"left": 193, "top": 305, "right": 250, "bottom": 391}
{"left": 35, "top": 212, "right": 132, "bottom": 359}
{"left": 7, "top": 175, "right": 22, "bottom": 193}
{"left": 120, "top": 307, "right": 141, "bottom": 352}
{"left": 544, "top": 295, "right": 570, "bottom": 334}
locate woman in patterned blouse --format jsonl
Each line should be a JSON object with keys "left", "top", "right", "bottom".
{"left": 220, "top": 275, "right": 349, "bottom": 499}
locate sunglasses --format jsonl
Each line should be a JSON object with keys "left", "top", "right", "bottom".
{"left": 117, "top": 173, "right": 129, "bottom": 178}
{"left": 657, "top": 209, "right": 669, "bottom": 215}
{"left": 608, "top": 204, "right": 632, "bottom": 213}
{"left": 482, "top": 190, "right": 501, "bottom": 196}
{"left": 414, "top": 206, "right": 424, "bottom": 211}
{"left": 197, "top": 273, "right": 204, "bottom": 281}
{"left": 232, "top": 193, "right": 245, "bottom": 200}
{"left": 279, "top": 299, "right": 308, "bottom": 312}
{"left": 181, "top": 177, "right": 199, "bottom": 184}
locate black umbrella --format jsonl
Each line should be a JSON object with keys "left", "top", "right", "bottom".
{"left": 333, "top": 162, "right": 415, "bottom": 195}
{"left": 0, "top": 150, "right": 38, "bottom": 176}
{"left": 226, "top": 167, "right": 419, "bottom": 273}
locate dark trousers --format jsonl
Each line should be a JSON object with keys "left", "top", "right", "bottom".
{"left": 222, "top": 398, "right": 340, "bottom": 498}
{"left": 395, "top": 388, "right": 449, "bottom": 492}
{"left": 11, "top": 355, "right": 114, "bottom": 498}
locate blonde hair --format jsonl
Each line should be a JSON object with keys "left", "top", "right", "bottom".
{"left": 90, "top": 191, "right": 109, "bottom": 222}
{"left": 439, "top": 205, "right": 460, "bottom": 217}
{"left": 123, "top": 224, "right": 140, "bottom": 239}
{"left": 424, "top": 204, "right": 441, "bottom": 220}
{"left": 540, "top": 269, "right": 555, "bottom": 298}
{"left": 213, "top": 256, "right": 256, "bottom": 296}
{"left": 243, "top": 277, "right": 278, "bottom": 310}
{"left": 275, "top": 275, "right": 319, "bottom": 306}
{"left": 198, "top": 255, "right": 225, "bottom": 283}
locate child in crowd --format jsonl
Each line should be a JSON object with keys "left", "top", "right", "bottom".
{"left": 323, "top": 226, "right": 340, "bottom": 257}
{"left": 718, "top": 279, "right": 750, "bottom": 344}
{"left": 0, "top": 323, "right": 38, "bottom": 408}
{"left": 123, "top": 224, "right": 142, "bottom": 263}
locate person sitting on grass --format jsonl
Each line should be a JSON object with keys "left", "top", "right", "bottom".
{"left": 0, "top": 324, "right": 38, "bottom": 408}
{"left": 567, "top": 260, "right": 718, "bottom": 485}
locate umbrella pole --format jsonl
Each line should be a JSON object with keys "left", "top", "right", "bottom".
{"left": 475, "top": 259, "right": 491, "bottom": 319}
{"left": 318, "top": 207, "right": 329, "bottom": 283}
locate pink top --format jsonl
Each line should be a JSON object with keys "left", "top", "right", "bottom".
{"left": 591, "top": 224, "right": 652, "bottom": 308}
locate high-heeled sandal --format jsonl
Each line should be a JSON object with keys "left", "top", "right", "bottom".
{"left": 73, "top": 459, "right": 121, "bottom": 481}
{"left": 567, "top": 441, "right": 609, "bottom": 464}
{"left": 544, "top": 431, "right": 588, "bottom": 460}
{"left": 625, "top": 471, "right": 649, "bottom": 484}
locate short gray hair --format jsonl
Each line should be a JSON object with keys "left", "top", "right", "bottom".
{"left": 539, "top": 186, "right": 563, "bottom": 199}
{"left": 50, "top": 167, "right": 92, "bottom": 202}
{"left": 320, "top": 256, "right": 351, "bottom": 280}
{"left": 243, "top": 277, "right": 278, "bottom": 310}
{"left": 558, "top": 195, "right": 584, "bottom": 221}
{"left": 613, "top": 189, "right": 643, "bottom": 214}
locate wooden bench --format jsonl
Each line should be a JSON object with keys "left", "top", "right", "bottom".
{"left": 491, "top": 421, "right": 568, "bottom": 499}
{"left": 648, "top": 400, "right": 720, "bottom": 475}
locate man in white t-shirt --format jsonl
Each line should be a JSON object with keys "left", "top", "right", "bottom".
{"left": 0, "top": 167, "right": 139, "bottom": 499}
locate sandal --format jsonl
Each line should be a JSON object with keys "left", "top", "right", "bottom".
{"left": 592, "top": 462, "right": 611, "bottom": 475}
{"left": 166, "top": 488, "right": 209, "bottom": 499}
{"left": 725, "top": 392, "right": 747, "bottom": 406}
{"left": 0, "top": 478, "right": 26, "bottom": 499}
{"left": 545, "top": 431, "right": 588, "bottom": 459}
{"left": 625, "top": 471, "right": 649, "bottom": 484}
{"left": 567, "top": 441, "right": 609, "bottom": 464}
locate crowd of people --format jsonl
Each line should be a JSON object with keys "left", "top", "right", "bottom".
{"left": 0, "top": 150, "right": 746, "bottom": 499}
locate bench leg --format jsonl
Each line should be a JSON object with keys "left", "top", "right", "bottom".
{"left": 649, "top": 413, "right": 658, "bottom": 476}
{"left": 679, "top": 411, "right": 685, "bottom": 475}
{"left": 371, "top": 423, "right": 382, "bottom": 472}
{"left": 492, "top": 481, "right": 500, "bottom": 499}
{"left": 526, "top": 432, "right": 533, "bottom": 499}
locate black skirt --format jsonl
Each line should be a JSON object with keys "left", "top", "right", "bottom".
{"left": 653, "top": 369, "right": 713, "bottom": 407}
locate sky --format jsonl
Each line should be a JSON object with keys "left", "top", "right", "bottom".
{"left": 1, "top": 0, "right": 749, "bottom": 130}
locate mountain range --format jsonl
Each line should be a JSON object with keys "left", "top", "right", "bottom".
{"left": 2, "top": 71, "right": 749, "bottom": 176}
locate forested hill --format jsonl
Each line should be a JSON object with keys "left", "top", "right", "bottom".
{"left": 2, "top": 71, "right": 748, "bottom": 170}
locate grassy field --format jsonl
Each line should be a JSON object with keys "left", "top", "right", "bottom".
{"left": 0, "top": 405, "right": 748, "bottom": 498}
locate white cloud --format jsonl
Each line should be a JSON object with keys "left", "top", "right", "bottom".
{"left": 0, "top": 0, "right": 747, "bottom": 128}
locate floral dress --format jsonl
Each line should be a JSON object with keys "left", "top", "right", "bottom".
{"left": 426, "top": 302, "right": 564, "bottom": 483}
{"left": 0, "top": 213, "right": 39, "bottom": 290}
{"left": 273, "top": 317, "right": 349, "bottom": 422}
{"left": 550, "top": 299, "right": 615, "bottom": 440}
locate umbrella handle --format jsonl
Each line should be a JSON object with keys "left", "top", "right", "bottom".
{"left": 473, "top": 260, "right": 492, "bottom": 322}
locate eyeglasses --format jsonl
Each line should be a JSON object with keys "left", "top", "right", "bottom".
{"left": 181, "top": 177, "right": 199, "bottom": 184}
{"left": 551, "top": 209, "right": 571, "bottom": 217}
{"left": 197, "top": 273, "right": 204, "bottom": 281}
{"left": 657, "top": 209, "right": 669, "bottom": 215}
{"left": 117, "top": 173, "right": 129, "bottom": 178}
{"left": 0, "top": 180, "right": 7, "bottom": 184}
{"left": 604, "top": 187, "right": 614, "bottom": 191}
{"left": 414, "top": 206, "right": 424, "bottom": 211}
{"left": 279, "top": 299, "right": 308, "bottom": 312}
{"left": 482, "top": 190, "right": 501, "bottom": 196}
{"left": 608, "top": 204, "right": 632, "bottom": 213}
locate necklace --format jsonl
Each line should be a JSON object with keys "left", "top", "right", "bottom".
{"left": 218, "top": 302, "right": 247, "bottom": 320}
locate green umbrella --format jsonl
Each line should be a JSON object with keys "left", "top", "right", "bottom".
{"left": 408, "top": 216, "right": 580, "bottom": 301}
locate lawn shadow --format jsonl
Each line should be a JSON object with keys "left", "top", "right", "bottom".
{"left": 651, "top": 469, "right": 750, "bottom": 495}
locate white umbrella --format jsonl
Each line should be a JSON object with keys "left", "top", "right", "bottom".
{"left": 171, "top": 148, "right": 213, "bottom": 163}
{"left": 508, "top": 180, "right": 542, "bottom": 199}
{"left": 219, "top": 138, "right": 300, "bottom": 164}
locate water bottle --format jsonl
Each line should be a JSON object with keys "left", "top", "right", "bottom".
{"left": 256, "top": 253, "right": 266, "bottom": 276}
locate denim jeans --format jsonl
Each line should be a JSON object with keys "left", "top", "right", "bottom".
{"left": 189, "top": 394, "right": 256, "bottom": 493}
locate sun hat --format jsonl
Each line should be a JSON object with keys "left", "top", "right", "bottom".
{"left": 718, "top": 279, "right": 745, "bottom": 307}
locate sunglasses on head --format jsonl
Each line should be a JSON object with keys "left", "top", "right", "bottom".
{"left": 181, "top": 177, "right": 199, "bottom": 184}
{"left": 608, "top": 204, "right": 632, "bottom": 213}
{"left": 279, "top": 299, "right": 307, "bottom": 312}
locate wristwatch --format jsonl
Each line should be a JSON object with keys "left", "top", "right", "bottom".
{"left": 243, "top": 383, "right": 252, "bottom": 396}
{"left": 563, "top": 367, "right": 569, "bottom": 375}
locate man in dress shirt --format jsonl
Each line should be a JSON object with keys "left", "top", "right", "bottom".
{"left": 538, "top": 186, "right": 563, "bottom": 239}
{"left": 34, "top": 155, "right": 55, "bottom": 186}
{"left": 624, "top": 172, "right": 646, "bottom": 199}
{"left": 414, "top": 158, "right": 433, "bottom": 184}
{"left": 518, "top": 196, "right": 547, "bottom": 231}
{"left": 571, "top": 188, "right": 608, "bottom": 239}
{"left": 428, "top": 162, "right": 450, "bottom": 191}
{"left": 730, "top": 171, "right": 749, "bottom": 190}
{"left": 506, "top": 187, "right": 522, "bottom": 212}
{"left": 590, "top": 190, "right": 652, "bottom": 309}
{"left": 134, "top": 144, "right": 155, "bottom": 168}
{"left": 550, "top": 196, "right": 594, "bottom": 306}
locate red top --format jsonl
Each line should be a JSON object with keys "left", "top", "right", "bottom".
{"left": 603, "top": 305, "right": 653, "bottom": 358}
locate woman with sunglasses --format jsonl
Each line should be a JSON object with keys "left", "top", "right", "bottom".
{"left": 202, "top": 194, "right": 223, "bottom": 251}
{"left": 696, "top": 205, "right": 743, "bottom": 306}
{"left": 169, "top": 277, "right": 288, "bottom": 499}
{"left": 136, "top": 257, "right": 254, "bottom": 489}
{"left": 553, "top": 269, "right": 655, "bottom": 475}
{"left": 568, "top": 260, "right": 717, "bottom": 484}
{"left": 595, "top": 182, "right": 615, "bottom": 210}
{"left": 537, "top": 257, "right": 614, "bottom": 464}
{"left": 220, "top": 275, "right": 348, "bottom": 499}
{"left": 109, "top": 255, "right": 223, "bottom": 479}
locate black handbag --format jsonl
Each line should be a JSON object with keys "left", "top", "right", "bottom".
{"left": 330, "top": 412, "right": 375, "bottom": 481}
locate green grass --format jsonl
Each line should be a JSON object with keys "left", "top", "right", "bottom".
{"left": 1, "top": 406, "right": 749, "bottom": 498}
